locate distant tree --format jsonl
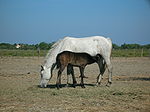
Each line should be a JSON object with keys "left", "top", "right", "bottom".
{"left": 112, "top": 44, "right": 120, "bottom": 49}
{"left": 0, "top": 43, "right": 15, "bottom": 49}
{"left": 1, "top": 42, "right": 148, "bottom": 50}
{"left": 142, "top": 44, "right": 150, "bottom": 49}
{"left": 129, "top": 44, "right": 141, "bottom": 49}
{"left": 49, "top": 42, "right": 55, "bottom": 49}
{"left": 121, "top": 43, "right": 127, "bottom": 49}
{"left": 38, "top": 42, "right": 49, "bottom": 50}
{"left": 120, "top": 43, "right": 141, "bottom": 49}
{"left": 35, "top": 44, "right": 39, "bottom": 49}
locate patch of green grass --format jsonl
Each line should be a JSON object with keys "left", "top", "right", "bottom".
{"left": 0, "top": 49, "right": 149, "bottom": 57}
{"left": 112, "top": 49, "right": 150, "bottom": 57}
{"left": 0, "top": 50, "right": 48, "bottom": 57}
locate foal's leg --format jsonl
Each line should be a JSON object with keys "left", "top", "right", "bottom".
{"left": 66, "top": 65, "right": 77, "bottom": 87}
{"left": 70, "top": 65, "right": 77, "bottom": 87}
{"left": 67, "top": 65, "right": 72, "bottom": 87}
{"left": 79, "top": 67, "right": 88, "bottom": 78}
{"left": 56, "top": 66, "right": 65, "bottom": 89}
{"left": 96, "top": 56, "right": 106, "bottom": 86}
{"left": 79, "top": 66, "right": 85, "bottom": 88}
{"left": 79, "top": 74, "right": 88, "bottom": 78}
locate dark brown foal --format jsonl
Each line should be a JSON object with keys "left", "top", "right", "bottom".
{"left": 56, "top": 51, "right": 98, "bottom": 89}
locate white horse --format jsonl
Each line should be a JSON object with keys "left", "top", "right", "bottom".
{"left": 40, "top": 36, "right": 112, "bottom": 88}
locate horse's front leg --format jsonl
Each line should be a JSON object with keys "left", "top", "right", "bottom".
{"left": 79, "top": 66, "right": 85, "bottom": 88}
{"left": 66, "top": 65, "right": 70, "bottom": 87}
{"left": 70, "top": 65, "right": 77, "bottom": 87}
{"left": 79, "top": 67, "right": 88, "bottom": 78}
{"left": 67, "top": 65, "right": 77, "bottom": 88}
{"left": 96, "top": 74, "right": 103, "bottom": 86}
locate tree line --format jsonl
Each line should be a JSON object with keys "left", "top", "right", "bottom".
{"left": 0, "top": 42, "right": 150, "bottom": 50}
{"left": 113, "top": 43, "right": 150, "bottom": 49}
{"left": 0, "top": 42, "right": 55, "bottom": 50}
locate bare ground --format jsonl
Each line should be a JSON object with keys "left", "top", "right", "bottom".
{"left": 0, "top": 57, "right": 150, "bottom": 112}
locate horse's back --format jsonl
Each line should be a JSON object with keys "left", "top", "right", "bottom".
{"left": 60, "top": 36, "right": 112, "bottom": 57}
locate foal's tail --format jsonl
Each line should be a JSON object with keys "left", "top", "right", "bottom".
{"left": 50, "top": 63, "right": 57, "bottom": 79}
{"left": 50, "top": 56, "right": 61, "bottom": 79}
{"left": 56, "top": 55, "right": 61, "bottom": 69}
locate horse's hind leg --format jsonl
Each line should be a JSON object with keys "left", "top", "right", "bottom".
{"left": 105, "top": 58, "right": 113, "bottom": 86}
{"left": 56, "top": 70, "right": 62, "bottom": 89}
{"left": 56, "top": 66, "right": 65, "bottom": 89}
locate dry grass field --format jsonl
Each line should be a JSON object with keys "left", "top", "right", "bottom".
{"left": 0, "top": 57, "right": 150, "bottom": 112}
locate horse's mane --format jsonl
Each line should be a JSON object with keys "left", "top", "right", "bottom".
{"left": 44, "top": 39, "right": 63, "bottom": 64}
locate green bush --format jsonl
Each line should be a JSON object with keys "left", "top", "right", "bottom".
{"left": 0, "top": 49, "right": 149, "bottom": 57}
{"left": 0, "top": 50, "right": 48, "bottom": 57}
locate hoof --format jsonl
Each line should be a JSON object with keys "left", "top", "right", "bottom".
{"left": 83, "top": 76, "right": 88, "bottom": 78}
{"left": 96, "top": 82, "right": 101, "bottom": 87}
{"left": 65, "top": 84, "right": 69, "bottom": 88}
{"left": 73, "top": 84, "right": 76, "bottom": 88}
{"left": 56, "top": 84, "right": 60, "bottom": 90}
{"left": 73, "top": 83, "right": 77, "bottom": 88}
{"left": 81, "top": 84, "right": 85, "bottom": 88}
{"left": 79, "top": 76, "right": 88, "bottom": 78}
{"left": 73, "top": 81, "right": 77, "bottom": 85}
{"left": 81, "top": 86, "right": 85, "bottom": 88}
{"left": 106, "top": 81, "right": 112, "bottom": 87}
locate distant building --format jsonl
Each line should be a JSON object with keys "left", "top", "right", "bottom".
{"left": 16, "top": 44, "right": 21, "bottom": 49}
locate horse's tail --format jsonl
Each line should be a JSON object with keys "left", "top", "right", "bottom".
{"left": 56, "top": 55, "right": 61, "bottom": 69}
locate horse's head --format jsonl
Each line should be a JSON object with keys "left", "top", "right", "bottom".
{"left": 40, "top": 65, "right": 51, "bottom": 88}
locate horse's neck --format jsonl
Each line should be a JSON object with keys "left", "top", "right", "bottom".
{"left": 44, "top": 54, "right": 56, "bottom": 68}
{"left": 44, "top": 42, "right": 63, "bottom": 68}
